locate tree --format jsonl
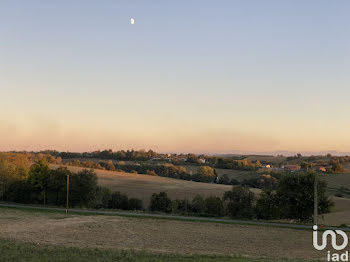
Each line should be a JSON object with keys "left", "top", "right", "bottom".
{"left": 6, "top": 180, "right": 35, "bottom": 203}
{"left": 108, "top": 191, "right": 129, "bottom": 210}
{"left": 172, "top": 199, "right": 190, "bottom": 214}
{"left": 194, "top": 166, "right": 215, "bottom": 182}
{"left": 218, "top": 174, "right": 230, "bottom": 184}
{"left": 329, "top": 160, "right": 344, "bottom": 173}
{"left": 106, "top": 160, "right": 115, "bottom": 171}
{"left": 276, "top": 172, "right": 333, "bottom": 222}
{"left": 256, "top": 190, "right": 280, "bottom": 220}
{"left": 205, "top": 196, "right": 224, "bottom": 216}
{"left": 69, "top": 169, "right": 99, "bottom": 207}
{"left": 0, "top": 153, "right": 30, "bottom": 200}
{"left": 190, "top": 195, "right": 206, "bottom": 214}
{"left": 224, "top": 186, "right": 255, "bottom": 219}
{"left": 230, "top": 178, "right": 240, "bottom": 185}
{"left": 28, "top": 160, "right": 50, "bottom": 204}
{"left": 95, "top": 186, "right": 112, "bottom": 208}
{"left": 149, "top": 192, "right": 172, "bottom": 213}
{"left": 47, "top": 167, "right": 71, "bottom": 206}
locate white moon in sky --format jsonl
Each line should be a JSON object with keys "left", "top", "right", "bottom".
{"left": 130, "top": 18, "right": 135, "bottom": 25}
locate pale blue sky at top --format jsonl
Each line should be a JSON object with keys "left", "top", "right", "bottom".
{"left": 0, "top": 1, "right": 350, "bottom": 154}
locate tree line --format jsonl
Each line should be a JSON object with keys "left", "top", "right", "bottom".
{"left": 150, "top": 172, "right": 333, "bottom": 222}
{"left": 0, "top": 153, "right": 333, "bottom": 222}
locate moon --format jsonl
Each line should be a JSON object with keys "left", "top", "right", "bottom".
{"left": 130, "top": 18, "right": 135, "bottom": 25}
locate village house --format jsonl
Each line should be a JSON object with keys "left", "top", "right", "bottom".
{"left": 198, "top": 158, "right": 206, "bottom": 164}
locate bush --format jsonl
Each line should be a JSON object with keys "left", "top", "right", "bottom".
{"left": 128, "top": 198, "right": 143, "bottom": 210}
{"left": 230, "top": 178, "right": 240, "bottom": 185}
{"left": 108, "top": 191, "right": 129, "bottom": 210}
{"left": 172, "top": 199, "right": 191, "bottom": 214}
{"left": 95, "top": 187, "right": 112, "bottom": 208}
{"left": 218, "top": 174, "right": 230, "bottom": 185}
{"left": 149, "top": 192, "right": 172, "bottom": 213}
{"left": 146, "top": 170, "right": 157, "bottom": 176}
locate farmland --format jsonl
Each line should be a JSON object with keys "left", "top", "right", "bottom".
{"left": 50, "top": 164, "right": 235, "bottom": 205}
{"left": 182, "top": 165, "right": 259, "bottom": 181}
{"left": 0, "top": 207, "right": 325, "bottom": 261}
{"left": 51, "top": 164, "right": 350, "bottom": 227}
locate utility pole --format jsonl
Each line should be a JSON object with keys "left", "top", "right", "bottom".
{"left": 66, "top": 175, "right": 69, "bottom": 213}
{"left": 314, "top": 172, "right": 318, "bottom": 226}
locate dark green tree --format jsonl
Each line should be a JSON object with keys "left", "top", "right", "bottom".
{"left": 224, "top": 186, "right": 255, "bottom": 219}
{"left": 276, "top": 172, "right": 333, "bottom": 222}
{"left": 28, "top": 160, "right": 50, "bottom": 204}
{"left": 108, "top": 191, "right": 129, "bottom": 210}
{"left": 205, "top": 196, "right": 224, "bottom": 216}
{"left": 149, "top": 192, "right": 172, "bottom": 213}
{"left": 190, "top": 195, "right": 206, "bottom": 214}
{"left": 256, "top": 190, "right": 280, "bottom": 220}
{"left": 128, "top": 198, "right": 143, "bottom": 210}
{"left": 69, "top": 169, "right": 99, "bottom": 207}
{"left": 218, "top": 174, "right": 230, "bottom": 184}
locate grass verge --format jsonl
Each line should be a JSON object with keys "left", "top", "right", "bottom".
{"left": 0, "top": 238, "right": 318, "bottom": 262}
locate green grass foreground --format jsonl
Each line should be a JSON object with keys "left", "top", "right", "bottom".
{"left": 0, "top": 238, "right": 318, "bottom": 262}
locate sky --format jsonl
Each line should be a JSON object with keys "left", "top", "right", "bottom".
{"left": 1, "top": 0, "right": 350, "bottom": 154}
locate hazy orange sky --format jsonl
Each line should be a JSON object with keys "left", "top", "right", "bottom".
{"left": 1, "top": 1, "right": 350, "bottom": 154}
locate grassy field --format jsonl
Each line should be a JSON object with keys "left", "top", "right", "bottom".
{"left": 51, "top": 164, "right": 350, "bottom": 227}
{"left": 322, "top": 172, "right": 350, "bottom": 191}
{"left": 321, "top": 197, "right": 350, "bottom": 226}
{"left": 50, "top": 165, "right": 236, "bottom": 205}
{"left": 182, "top": 165, "right": 259, "bottom": 181}
{"left": 245, "top": 155, "right": 287, "bottom": 165}
{"left": 0, "top": 207, "right": 325, "bottom": 261}
{"left": 0, "top": 238, "right": 319, "bottom": 262}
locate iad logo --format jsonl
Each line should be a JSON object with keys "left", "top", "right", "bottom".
{"left": 313, "top": 225, "right": 349, "bottom": 261}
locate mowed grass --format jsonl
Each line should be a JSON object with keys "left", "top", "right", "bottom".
{"left": 0, "top": 208, "right": 324, "bottom": 261}
{"left": 0, "top": 239, "right": 317, "bottom": 262}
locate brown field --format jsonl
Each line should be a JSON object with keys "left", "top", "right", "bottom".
{"left": 0, "top": 207, "right": 330, "bottom": 260}
{"left": 51, "top": 165, "right": 350, "bottom": 226}
{"left": 245, "top": 155, "right": 287, "bottom": 165}
{"left": 50, "top": 165, "right": 236, "bottom": 205}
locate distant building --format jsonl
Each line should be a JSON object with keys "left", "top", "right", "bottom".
{"left": 198, "top": 159, "right": 206, "bottom": 164}
{"left": 283, "top": 165, "right": 301, "bottom": 172}
{"left": 315, "top": 166, "right": 327, "bottom": 172}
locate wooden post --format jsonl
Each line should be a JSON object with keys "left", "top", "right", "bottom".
{"left": 314, "top": 172, "right": 318, "bottom": 226}
{"left": 66, "top": 175, "right": 69, "bottom": 213}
